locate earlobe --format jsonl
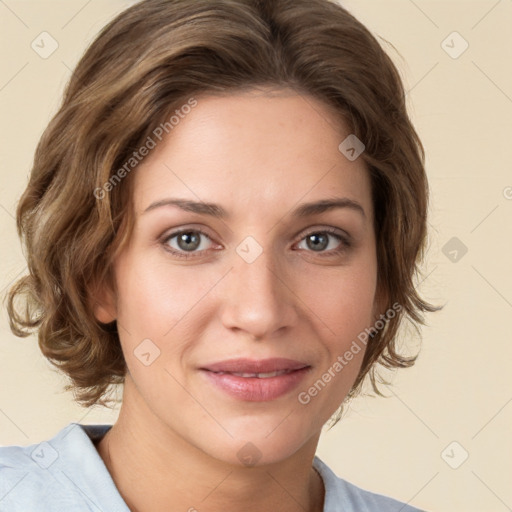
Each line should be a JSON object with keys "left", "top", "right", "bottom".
{"left": 88, "top": 280, "right": 117, "bottom": 324}
{"left": 93, "top": 300, "right": 117, "bottom": 324}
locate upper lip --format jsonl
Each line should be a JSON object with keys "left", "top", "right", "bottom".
{"left": 201, "top": 358, "right": 310, "bottom": 373}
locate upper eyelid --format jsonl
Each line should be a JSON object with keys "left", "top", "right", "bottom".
{"left": 299, "top": 226, "right": 350, "bottom": 240}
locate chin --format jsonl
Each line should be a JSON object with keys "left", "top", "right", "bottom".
{"left": 201, "top": 411, "right": 322, "bottom": 468}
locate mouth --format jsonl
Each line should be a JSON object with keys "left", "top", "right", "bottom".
{"left": 210, "top": 369, "right": 300, "bottom": 379}
{"left": 201, "top": 357, "right": 310, "bottom": 374}
{"left": 199, "top": 358, "right": 311, "bottom": 401}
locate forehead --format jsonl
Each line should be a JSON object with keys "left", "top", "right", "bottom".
{"left": 132, "top": 88, "right": 372, "bottom": 220}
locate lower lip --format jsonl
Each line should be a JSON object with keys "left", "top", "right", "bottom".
{"left": 202, "top": 368, "right": 310, "bottom": 402}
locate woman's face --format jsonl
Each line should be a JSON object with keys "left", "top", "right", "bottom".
{"left": 96, "top": 88, "right": 381, "bottom": 466}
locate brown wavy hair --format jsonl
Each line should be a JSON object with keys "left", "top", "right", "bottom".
{"left": 5, "top": 0, "right": 440, "bottom": 414}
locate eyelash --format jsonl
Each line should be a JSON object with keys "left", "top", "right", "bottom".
{"left": 161, "top": 227, "right": 352, "bottom": 260}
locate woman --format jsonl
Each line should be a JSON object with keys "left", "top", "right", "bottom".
{"left": 1, "top": 0, "right": 439, "bottom": 510}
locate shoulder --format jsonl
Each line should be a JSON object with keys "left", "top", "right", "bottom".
{"left": 0, "top": 422, "right": 119, "bottom": 511}
{"left": 313, "top": 456, "right": 427, "bottom": 512}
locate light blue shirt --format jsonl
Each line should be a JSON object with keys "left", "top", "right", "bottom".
{"left": 0, "top": 422, "right": 426, "bottom": 511}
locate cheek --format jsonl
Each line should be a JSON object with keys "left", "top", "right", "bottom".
{"left": 114, "top": 253, "right": 201, "bottom": 335}
{"left": 297, "top": 259, "right": 378, "bottom": 346}
{"left": 294, "top": 263, "right": 377, "bottom": 415}
{"left": 112, "top": 252, "right": 224, "bottom": 377}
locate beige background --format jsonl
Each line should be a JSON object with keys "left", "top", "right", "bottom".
{"left": 1, "top": 1, "right": 511, "bottom": 511}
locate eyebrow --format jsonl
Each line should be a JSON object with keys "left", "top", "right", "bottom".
{"left": 142, "top": 197, "right": 366, "bottom": 219}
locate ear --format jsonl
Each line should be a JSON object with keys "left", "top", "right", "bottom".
{"left": 88, "top": 278, "right": 117, "bottom": 325}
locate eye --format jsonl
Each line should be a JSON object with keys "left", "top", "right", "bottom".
{"left": 161, "top": 226, "right": 352, "bottom": 260}
{"left": 162, "top": 228, "right": 216, "bottom": 259}
{"left": 295, "top": 228, "right": 351, "bottom": 256}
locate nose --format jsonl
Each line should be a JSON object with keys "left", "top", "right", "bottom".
{"left": 218, "top": 245, "right": 299, "bottom": 340}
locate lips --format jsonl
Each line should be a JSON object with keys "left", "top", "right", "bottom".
{"left": 215, "top": 369, "right": 294, "bottom": 378}
{"left": 200, "top": 358, "right": 311, "bottom": 401}
{"left": 201, "top": 358, "right": 309, "bottom": 375}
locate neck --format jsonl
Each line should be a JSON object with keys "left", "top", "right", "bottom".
{"left": 96, "top": 378, "right": 325, "bottom": 512}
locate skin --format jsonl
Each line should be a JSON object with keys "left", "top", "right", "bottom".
{"left": 92, "top": 87, "right": 384, "bottom": 512}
